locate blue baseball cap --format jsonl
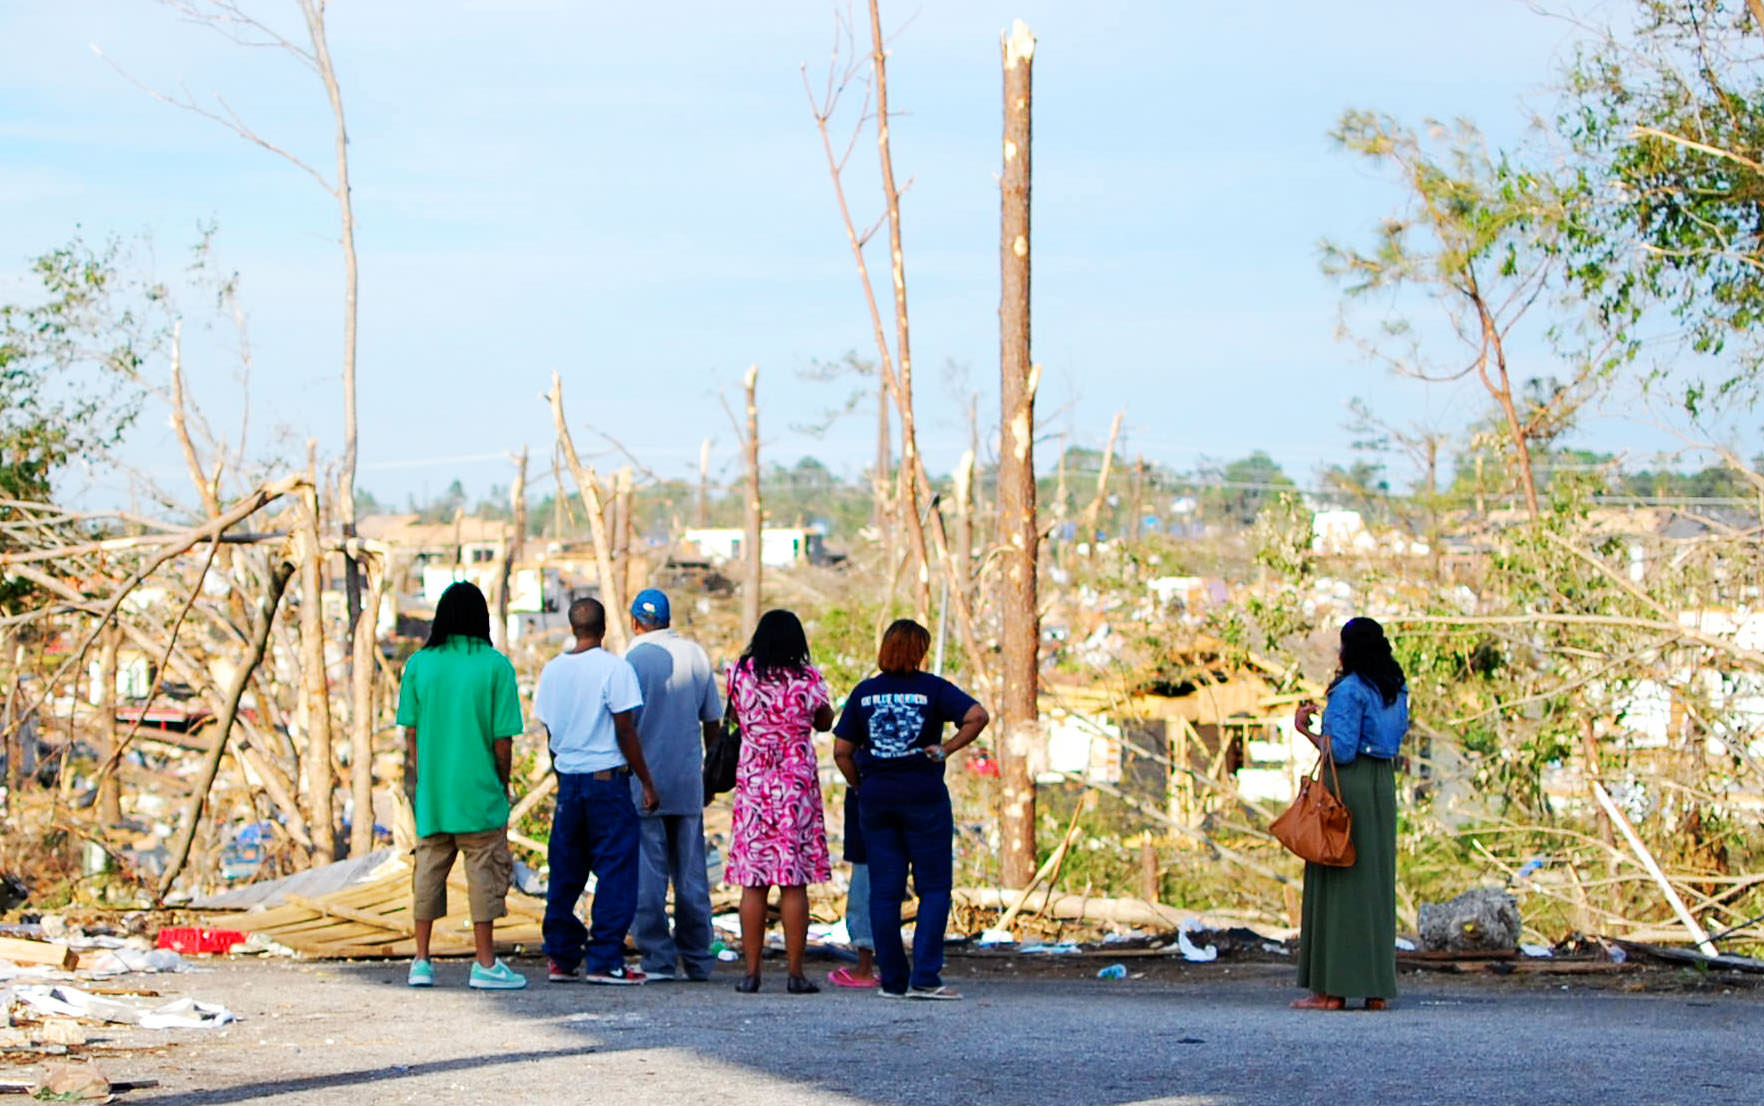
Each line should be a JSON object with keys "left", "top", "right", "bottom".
{"left": 631, "top": 588, "right": 670, "bottom": 624}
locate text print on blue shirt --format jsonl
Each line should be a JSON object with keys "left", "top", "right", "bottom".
{"left": 865, "top": 693, "right": 931, "bottom": 759}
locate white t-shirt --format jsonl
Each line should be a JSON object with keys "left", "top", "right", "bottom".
{"left": 534, "top": 646, "right": 644, "bottom": 774}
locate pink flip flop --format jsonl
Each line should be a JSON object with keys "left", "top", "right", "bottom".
{"left": 828, "top": 967, "right": 879, "bottom": 989}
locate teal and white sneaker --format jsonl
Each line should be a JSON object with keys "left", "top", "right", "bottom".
{"left": 468, "top": 959, "right": 528, "bottom": 990}
{"left": 407, "top": 959, "right": 434, "bottom": 988}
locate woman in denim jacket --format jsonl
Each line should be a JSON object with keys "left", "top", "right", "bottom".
{"left": 1291, "top": 617, "right": 1409, "bottom": 1011}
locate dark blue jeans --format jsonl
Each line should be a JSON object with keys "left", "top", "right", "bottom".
{"left": 859, "top": 791, "right": 954, "bottom": 993}
{"left": 543, "top": 772, "right": 640, "bottom": 974}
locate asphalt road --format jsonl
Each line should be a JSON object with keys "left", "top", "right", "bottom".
{"left": 56, "top": 957, "right": 1764, "bottom": 1106}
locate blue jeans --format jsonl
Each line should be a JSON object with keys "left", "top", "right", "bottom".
{"left": 543, "top": 773, "right": 640, "bottom": 974}
{"left": 632, "top": 812, "right": 715, "bottom": 978}
{"left": 845, "top": 863, "right": 873, "bottom": 950}
{"left": 860, "top": 794, "right": 953, "bottom": 993}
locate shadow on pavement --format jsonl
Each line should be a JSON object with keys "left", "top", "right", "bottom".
{"left": 128, "top": 1045, "right": 597, "bottom": 1106}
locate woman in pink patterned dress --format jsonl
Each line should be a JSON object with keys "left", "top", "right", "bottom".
{"left": 725, "top": 609, "right": 834, "bottom": 994}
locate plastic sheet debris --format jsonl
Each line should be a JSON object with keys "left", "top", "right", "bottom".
{"left": 1394, "top": 937, "right": 1417, "bottom": 951}
{"left": 976, "top": 928, "right": 1014, "bottom": 947}
{"left": 1520, "top": 943, "right": 1554, "bottom": 958}
{"left": 1096, "top": 963, "right": 1127, "bottom": 980}
{"left": 1018, "top": 942, "right": 1080, "bottom": 955}
{"left": 1177, "top": 920, "right": 1218, "bottom": 963}
{"left": 84, "top": 948, "right": 190, "bottom": 976}
{"left": 12, "top": 984, "right": 237, "bottom": 1029}
{"left": 512, "top": 860, "right": 547, "bottom": 897}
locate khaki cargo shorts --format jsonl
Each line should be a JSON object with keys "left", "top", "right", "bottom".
{"left": 411, "top": 826, "right": 513, "bottom": 924}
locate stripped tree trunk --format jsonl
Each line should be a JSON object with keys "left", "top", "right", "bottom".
{"left": 614, "top": 467, "right": 634, "bottom": 603}
{"left": 547, "top": 372, "right": 627, "bottom": 652}
{"left": 953, "top": 447, "right": 976, "bottom": 605}
{"left": 1128, "top": 457, "right": 1146, "bottom": 542}
{"left": 297, "top": 0, "right": 367, "bottom": 638}
{"left": 997, "top": 18, "right": 1040, "bottom": 889}
{"left": 697, "top": 437, "right": 712, "bottom": 529}
{"left": 1082, "top": 409, "right": 1124, "bottom": 553}
{"left": 297, "top": 457, "right": 335, "bottom": 863}
{"left": 868, "top": 0, "right": 933, "bottom": 619}
{"left": 1052, "top": 439, "right": 1069, "bottom": 569}
{"left": 742, "top": 365, "right": 763, "bottom": 634}
{"left": 348, "top": 558, "right": 384, "bottom": 857}
{"left": 502, "top": 448, "right": 528, "bottom": 644}
{"left": 96, "top": 623, "right": 123, "bottom": 827}
{"left": 874, "top": 365, "right": 892, "bottom": 538}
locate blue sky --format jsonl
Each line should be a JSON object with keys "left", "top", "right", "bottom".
{"left": 3, "top": 0, "right": 1672, "bottom": 508}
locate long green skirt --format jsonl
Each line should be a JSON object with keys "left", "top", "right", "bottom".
{"left": 1295, "top": 755, "right": 1398, "bottom": 1000}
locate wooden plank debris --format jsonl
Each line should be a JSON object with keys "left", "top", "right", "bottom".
{"left": 0, "top": 938, "right": 78, "bottom": 970}
{"left": 208, "top": 853, "right": 543, "bottom": 959}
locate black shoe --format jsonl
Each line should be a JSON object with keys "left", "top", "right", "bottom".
{"left": 787, "top": 975, "right": 820, "bottom": 995}
{"left": 734, "top": 974, "right": 761, "bottom": 994}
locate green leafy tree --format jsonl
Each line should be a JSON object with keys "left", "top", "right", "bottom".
{"left": 1, "top": 236, "right": 150, "bottom": 503}
{"left": 1561, "top": 0, "right": 1764, "bottom": 415}
{"left": 1205, "top": 450, "right": 1294, "bottom": 526}
{"left": 1323, "top": 111, "right": 1593, "bottom": 521}
{"left": 1, "top": 237, "right": 150, "bottom": 610}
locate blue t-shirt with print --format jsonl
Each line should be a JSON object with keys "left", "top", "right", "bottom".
{"left": 835, "top": 671, "right": 977, "bottom": 805}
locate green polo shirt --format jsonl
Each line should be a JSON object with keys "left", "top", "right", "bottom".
{"left": 395, "top": 638, "right": 523, "bottom": 838}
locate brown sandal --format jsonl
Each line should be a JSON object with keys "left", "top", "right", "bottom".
{"left": 1289, "top": 993, "right": 1345, "bottom": 1011}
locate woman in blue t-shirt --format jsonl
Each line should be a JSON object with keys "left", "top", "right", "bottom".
{"left": 833, "top": 619, "right": 989, "bottom": 1000}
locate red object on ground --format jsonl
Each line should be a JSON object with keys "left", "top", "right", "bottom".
{"left": 965, "top": 750, "right": 1000, "bottom": 778}
{"left": 155, "top": 927, "right": 247, "bottom": 956}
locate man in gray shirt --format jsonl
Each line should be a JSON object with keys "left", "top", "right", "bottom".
{"left": 624, "top": 588, "right": 723, "bottom": 981}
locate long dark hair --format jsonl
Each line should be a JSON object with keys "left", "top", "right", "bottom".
{"left": 740, "top": 609, "right": 812, "bottom": 682}
{"left": 427, "top": 581, "right": 492, "bottom": 649}
{"left": 1331, "top": 616, "right": 1405, "bottom": 706}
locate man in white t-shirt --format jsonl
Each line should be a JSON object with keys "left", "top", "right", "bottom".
{"left": 534, "top": 597, "right": 660, "bottom": 985}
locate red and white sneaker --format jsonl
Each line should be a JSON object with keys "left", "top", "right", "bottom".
{"left": 583, "top": 965, "right": 648, "bottom": 986}
{"left": 547, "top": 959, "right": 583, "bottom": 983}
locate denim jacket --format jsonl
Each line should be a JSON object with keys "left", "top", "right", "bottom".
{"left": 1321, "top": 673, "right": 1408, "bottom": 764}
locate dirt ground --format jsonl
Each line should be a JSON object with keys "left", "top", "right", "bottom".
{"left": 13, "top": 951, "right": 1764, "bottom": 1106}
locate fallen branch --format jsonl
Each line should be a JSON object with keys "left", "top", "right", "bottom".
{"left": 158, "top": 549, "right": 297, "bottom": 899}
{"left": 1591, "top": 780, "right": 1715, "bottom": 955}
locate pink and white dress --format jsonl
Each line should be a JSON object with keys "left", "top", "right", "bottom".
{"left": 723, "top": 659, "right": 832, "bottom": 887}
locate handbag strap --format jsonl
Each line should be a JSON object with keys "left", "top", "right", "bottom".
{"left": 1311, "top": 730, "right": 1344, "bottom": 798}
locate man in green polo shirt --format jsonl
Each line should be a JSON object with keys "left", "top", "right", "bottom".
{"left": 396, "top": 581, "right": 527, "bottom": 990}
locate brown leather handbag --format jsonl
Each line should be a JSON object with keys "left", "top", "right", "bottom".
{"left": 1271, "top": 745, "right": 1356, "bottom": 867}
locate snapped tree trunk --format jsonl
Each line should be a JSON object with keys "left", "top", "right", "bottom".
{"left": 1082, "top": 409, "right": 1123, "bottom": 552}
{"left": 296, "top": 467, "right": 336, "bottom": 864}
{"left": 348, "top": 559, "right": 385, "bottom": 857}
{"left": 613, "top": 466, "right": 634, "bottom": 604}
{"left": 697, "top": 437, "right": 712, "bottom": 529}
{"left": 548, "top": 372, "right": 627, "bottom": 652}
{"left": 953, "top": 447, "right": 976, "bottom": 605}
{"left": 96, "top": 622, "right": 123, "bottom": 827}
{"left": 996, "top": 18, "right": 1040, "bottom": 889}
{"left": 742, "top": 364, "right": 764, "bottom": 634}
{"left": 489, "top": 451, "right": 527, "bottom": 653}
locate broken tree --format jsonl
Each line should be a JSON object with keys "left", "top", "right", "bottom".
{"left": 996, "top": 17, "right": 1040, "bottom": 889}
